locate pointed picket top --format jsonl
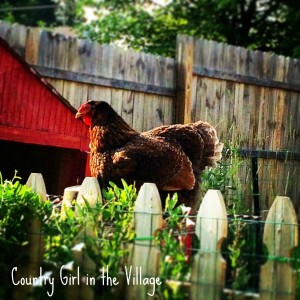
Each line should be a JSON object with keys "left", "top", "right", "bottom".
{"left": 26, "top": 173, "right": 47, "bottom": 202}
{"left": 134, "top": 182, "right": 163, "bottom": 244}
{"left": 197, "top": 189, "right": 228, "bottom": 250}
{"left": 76, "top": 177, "right": 102, "bottom": 209}
{"left": 63, "top": 185, "right": 81, "bottom": 202}
{"left": 134, "top": 182, "right": 162, "bottom": 214}
{"left": 61, "top": 185, "right": 81, "bottom": 219}
{"left": 263, "top": 196, "right": 298, "bottom": 255}
{"left": 128, "top": 183, "right": 163, "bottom": 300}
{"left": 71, "top": 178, "right": 99, "bottom": 300}
{"left": 260, "top": 196, "right": 298, "bottom": 300}
{"left": 15, "top": 173, "right": 46, "bottom": 299}
{"left": 191, "top": 189, "right": 228, "bottom": 300}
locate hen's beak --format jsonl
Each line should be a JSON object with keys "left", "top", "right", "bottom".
{"left": 76, "top": 102, "right": 92, "bottom": 119}
{"left": 75, "top": 112, "right": 82, "bottom": 119}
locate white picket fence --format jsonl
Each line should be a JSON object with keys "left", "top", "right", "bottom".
{"left": 21, "top": 173, "right": 299, "bottom": 300}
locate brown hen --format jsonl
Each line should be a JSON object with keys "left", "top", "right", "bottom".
{"left": 76, "top": 100, "right": 223, "bottom": 208}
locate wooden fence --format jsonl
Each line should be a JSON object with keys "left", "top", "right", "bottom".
{"left": 0, "top": 22, "right": 299, "bottom": 216}
{"left": 0, "top": 21, "right": 175, "bottom": 132}
{"left": 185, "top": 36, "right": 300, "bottom": 215}
{"left": 19, "top": 173, "right": 299, "bottom": 300}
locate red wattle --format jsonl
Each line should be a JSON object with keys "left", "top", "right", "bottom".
{"left": 83, "top": 115, "right": 92, "bottom": 126}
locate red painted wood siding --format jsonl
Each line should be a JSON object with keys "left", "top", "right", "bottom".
{"left": 0, "top": 39, "right": 89, "bottom": 151}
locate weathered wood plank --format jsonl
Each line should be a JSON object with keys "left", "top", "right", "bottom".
{"left": 175, "top": 35, "right": 194, "bottom": 123}
{"left": 33, "top": 65, "right": 175, "bottom": 96}
{"left": 4, "top": 24, "right": 27, "bottom": 57}
{"left": 75, "top": 176, "right": 102, "bottom": 212}
{"left": 260, "top": 196, "right": 298, "bottom": 300}
{"left": 12, "top": 173, "right": 47, "bottom": 300}
{"left": 25, "top": 27, "right": 40, "bottom": 65}
{"left": 68, "top": 177, "right": 100, "bottom": 300}
{"left": 238, "top": 149, "right": 300, "bottom": 160}
{"left": 0, "top": 21, "right": 11, "bottom": 39}
{"left": 127, "top": 183, "right": 163, "bottom": 300}
{"left": 193, "top": 66, "right": 300, "bottom": 92}
{"left": 132, "top": 92, "right": 145, "bottom": 131}
{"left": 191, "top": 190, "right": 227, "bottom": 300}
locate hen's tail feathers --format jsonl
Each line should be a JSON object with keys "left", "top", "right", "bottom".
{"left": 193, "top": 121, "right": 223, "bottom": 168}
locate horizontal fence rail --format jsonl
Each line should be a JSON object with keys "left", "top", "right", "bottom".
{"left": 33, "top": 65, "right": 176, "bottom": 97}
{"left": 193, "top": 66, "right": 300, "bottom": 93}
{"left": 238, "top": 149, "right": 300, "bottom": 161}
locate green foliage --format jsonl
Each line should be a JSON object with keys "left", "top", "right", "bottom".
{"left": 44, "top": 179, "right": 136, "bottom": 278}
{"left": 0, "top": 172, "right": 52, "bottom": 247}
{"left": 43, "top": 202, "right": 82, "bottom": 267}
{"left": 0, "top": 0, "right": 57, "bottom": 26}
{"left": 52, "top": 0, "right": 84, "bottom": 26}
{"left": 0, "top": 172, "right": 52, "bottom": 297}
{"left": 154, "top": 193, "right": 190, "bottom": 299}
{"left": 0, "top": 0, "right": 83, "bottom": 27}
{"left": 74, "top": 0, "right": 300, "bottom": 59}
{"left": 2, "top": 0, "right": 300, "bottom": 59}
{"left": 227, "top": 214, "right": 251, "bottom": 291}
{"left": 201, "top": 145, "right": 252, "bottom": 291}
{"left": 291, "top": 247, "right": 300, "bottom": 299}
{"left": 201, "top": 145, "right": 246, "bottom": 214}
{"left": 87, "top": 180, "right": 136, "bottom": 275}
{"left": 3, "top": 159, "right": 298, "bottom": 298}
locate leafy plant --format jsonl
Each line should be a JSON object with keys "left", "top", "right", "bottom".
{"left": 43, "top": 202, "right": 84, "bottom": 267}
{"left": 39, "top": 178, "right": 137, "bottom": 298}
{"left": 154, "top": 193, "right": 190, "bottom": 300}
{"left": 291, "top": 246, "right": 300, "bottom": 299}
{"left": 201, "top": 145, "right": 247, "bottom": 214}
{"left": 201, "top": 144, "right": 252, "bottom": 292}
{"left": 86, "top": 179, "right": 136, "bottom": 276}
{"left": 0, "top": 172, "right": 52, "bottom": 298}
{"left": 74, "top": 0, "right": 300, "bottom": 59}
{"left": 227, "top": 213, "right": 250, "bottom": 291}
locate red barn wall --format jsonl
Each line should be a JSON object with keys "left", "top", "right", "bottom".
{"left": 0, "top": 38, "right": 89, "bottom": 194}
{"left": 0, "top": 39, "right": 89, "bottom": 151}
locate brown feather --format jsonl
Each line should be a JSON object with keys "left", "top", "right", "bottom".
{"left": 77, "top": 100, "right": 223, "bottom": 208}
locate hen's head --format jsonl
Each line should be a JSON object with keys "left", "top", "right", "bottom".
{"left": 76, "top": 100, "right": 118, "bottom": 126}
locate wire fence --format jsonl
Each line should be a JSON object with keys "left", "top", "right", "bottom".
{"left": 1, "top": 174, "right": 299, "bottom": 300}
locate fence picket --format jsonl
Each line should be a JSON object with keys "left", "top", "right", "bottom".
{"left": 25, "top": 173, "right": 47, "bottom": 279}
{"left": 127, "top": 183, "right": 163, "bottom": 299}
{"left": 6, "top": 173, "right": 300, "bottom": 299}
{"left": 12, "top": 173, "right": 46, "bottom": 300}
{"left": 75, "top": 176, "right": 102, "bottom": 213}
{"left": 61, "top": 185, "right": 80, "bottom": 219}
{"left": 26, "top": 172, "right": 47, "bottom": 201}
{"left": 68, "top": 177, "right": 101, "bottom": 300}
{"left": 260, "top": 196, "right": 298, "bottom": 300}
{"left": 191, "top": 189, "right": 228, "bottom": 300}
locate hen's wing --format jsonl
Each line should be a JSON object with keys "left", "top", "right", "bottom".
{"left": 145, "top": 121, "right": 223, "bottom": 175}
{"left": 111, "top": 135, "right": 195, "bottom": 191}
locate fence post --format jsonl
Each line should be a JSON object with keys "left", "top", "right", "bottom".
{"left": 75, "top": 176, "right": 102, "bottom": 213}
{"left": 67, "top": 177, "right": 102, "bottom": 300}
{"left": 260, "top": 196, "right": 298, "bottom": 300}
{"left": 25, "top": 27, "right": 40, "bottom": 65}
{"left": 175, "top": 34, "right": 194, "bottom": 124}
{"left": 13, "top": 173, "right": 47, "bottom": 300}
{"left": 26, "top": 172, "right": 47, "bottom": 201}
{"left": 191, "top": 189, "right": 228, "bottom": 300}
{"left": 127, "top": 183, "right": 163, "bottom": 300}
{"left": 26, "top": 173, "right": 47, "bottom": 275}
{"left": 61, "top": 185, "right": 81, "bottom": 219}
